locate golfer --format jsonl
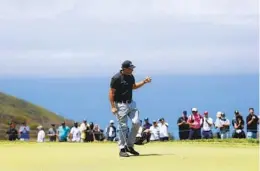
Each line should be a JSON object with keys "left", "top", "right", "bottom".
{"left": 109, "top": 60, "right": 151, "bottom": 157}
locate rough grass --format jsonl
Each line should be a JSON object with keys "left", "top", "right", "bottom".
{"left": 0, "top": 92, "right": 74, "bottom": 139}
{"left": 0, "top": 141, "right": 258, "bottom": 171}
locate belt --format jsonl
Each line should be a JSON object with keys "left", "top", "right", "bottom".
{"left": 115, "top": 100, "right": 132, "bottom": 104}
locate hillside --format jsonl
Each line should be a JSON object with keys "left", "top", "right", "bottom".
{"left": 0, "top": 92, "right": 73, "bottom": 139}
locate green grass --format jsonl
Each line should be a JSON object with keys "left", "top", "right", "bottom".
{"left": 0, "top": 141, "right": 258, "bottom": 171}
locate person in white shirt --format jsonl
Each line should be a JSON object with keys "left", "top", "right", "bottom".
{"left": 219, "top": 113, "right": 230, "bottom": 139}
{"left": 150, "top": 121, "right": 160, "bottom": 141}
{"left": 202, "top": 111, "right": 213, "bottom": 139}
{"left": 37, "top": 125, "right": 45, "bottom": 143}
{"left": 70, "top": 122, "right": 81, "bottom": 142}
{"left": 106, "top": 120, "right": 117, "bottom": 141}
{"left": 159, "top": 118, "right": 169, "bottom": 141}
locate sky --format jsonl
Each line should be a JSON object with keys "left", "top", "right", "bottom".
{"left": 0, "top": 1, "right": 259, "bottom": 138}
{"left": 0, "top": 0, "right": 258, "bottom": 77}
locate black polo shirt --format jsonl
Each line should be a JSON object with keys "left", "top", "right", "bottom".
{"left": 177, "top": 116, "right": 189, "bottom": 131}
{"left": 246, "top": 114, "right": 259, "bottom": 132}
{"left": 110, "top": 71, "right": 135, "bottom": 102}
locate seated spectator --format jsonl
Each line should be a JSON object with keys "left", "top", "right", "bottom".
{"left": 6, "top": 122, "right": 18, "bottom": 141}
{"left": 246, "top": 108, "right": 259, "bottom": 139}
{"left": 143, "top": 118, "right": 152, "bottom": 142}
{"left": 177, "top": 110, "right": 190, "bottom": 140}
{"left": 47, "top": 124, "right": 57, "bottom": 142}
{"left": 201, "top": 111, "right": 213, "bottom": 139}
{"left": 106, "top": 120, "right": 117, "bottom": 142}
{"left": 19, "top": 122, "right": 30, "bottom": 141}
{"left": 159, "top": 118, "right": 169, "bottom": 141}
{"left": 93, "top": 124, "right": 103, "bottom": 141}
{"left": 57, "top": 121, "right": 70, "bottom": 142}
{"left": 37, "top": 125, "right": 45, "bottom": 143}
{"left": 233, "top": 114, "right": 246, "bottom": 138}
{"left": 218, "top": 112, "right": 230, "bottom": 139}
{"left": 187, "top": 108, "right": 203, "bottom": 140}
{"left": 135, "top": 120, "right": 145, "bottom": 145}
{"left": 79, "top": 119, "right": 88, "bottom": 142}
{"left": 70, "top": 122, "right": 81, "bottom": 142}
{"left": 150, "top": 120, "right": 160, "bottom": 141}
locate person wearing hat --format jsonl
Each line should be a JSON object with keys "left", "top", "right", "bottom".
{"left": 37, "top": 125, "right": 45, "bottom": 143}
{"left": 70, "top": 122, "right": 81, "bottom": 142}
{"left": 47, "top": 124, "right": 57, "bottom": 142}
{"left": 79, "top": 119, "right": 88, "bottom": 142}
{"left": 106, "top": 120, "right": 117, "bottom": 142}
{"left": 19, "top": 121, "right": 30, "bottom": 141}
{"left": 218, "top": 112, "right": 230, "bottom": 139}
{"left": 109, "top": 60, "right": 152, "bottom": 157}
{"left": 177, "top": 111, "right": 190, "bottom": 140}
{"left": 142, "top": 118, "right": 152, "bottom": 143}
{"left": 57, "top": 121, "right": 70, "bottom": 142}
{"left": 214, "top": 111, "right": 223, "bottom": 139}
{"left": 6, "top": 122, "right": 18, "bottom": 141}
{"left": 201, "top": 111, "right": 213, "bottom": 139}
{"left": 187, "top": 108, "right": 203, "bottom": 140}
{"left": 159, "top": 118, "right": 169, "bottom": 141}
{"left": 149, "top": 120, "right": 160, "bottom": 141}
{"left": 231, "top": 110, "right": 242, "bottom": 138}
{"left": 233, "top": 113, "right": 246, "bottom": 138}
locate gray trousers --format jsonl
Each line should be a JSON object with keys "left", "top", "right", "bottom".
{"left": 115, "top": 101, "right": 140, "bottom": 149}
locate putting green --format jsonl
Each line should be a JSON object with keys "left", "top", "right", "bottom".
{"left": 0, "top": 142, "right": 258, "bottom": 171}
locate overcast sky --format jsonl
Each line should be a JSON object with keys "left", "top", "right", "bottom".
{"left": 0, "top": 0, "right": 258, "bottom": 77}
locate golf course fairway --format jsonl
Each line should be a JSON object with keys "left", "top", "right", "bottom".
{"left": 0, "top": 141, "right": 258, "bottom": 171}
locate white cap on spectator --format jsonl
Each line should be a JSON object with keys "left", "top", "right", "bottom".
{"left": 37, "top": 125, "right": 43, "bottom": 130}
{"left": 192, "top": 108, "right": 198, "bottom": 112}
{"left": 110, "top": 120, "right": 114, "bottom": 124}
{"left": 216, "top": 111, "right": 222, "bottom": 118}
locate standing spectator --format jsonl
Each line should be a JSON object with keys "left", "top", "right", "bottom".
{"left": 143, "top": 118, "right": 152, "bottom": 143}
{"left": 37, "top": 125, "right": 45, "bottom": 143}
{"left": 233, "top": 114, "right": 246, "bottom": 138}
{"left": 106, "top": 120, "right": 117, "bottom": 141}
{"left": 86, "top": 122, "right": 95, "bottom": 142}
{"left": 19, "top": 122, "right": 30, "bottom": 141}
{"left": 47, "top": 124, "right": 57, "bottom": 142}
{"left": 177, "top": 110, "right": 189, "bottom": 140}
{"left": 214, "top": 111, "right": 222, "bottom": 138}
{"left": 246, "top": 108, "right": 259, "bottom": 139}
{"left": 232, "top": 110, "right": 241, "bottom": 137}
{"left": 79, "top": 120, "right": 88, "bottom": 142}
{"left": 57, "top": 122, "right": 70, "bottom": 142}
{"left": 6, "top": 122, "right": 18, "bottom": 141}
{"left": 70, "top": 122, "right": 81, "bottom": 142}
{"left": 187, "top": 108, "right": 203, "bottom": 140}
{"left": 201, "top": 111, "right": 213, "bottom": 139}
{"left": 218, "top": 113, "right": 230, "bottom": 139}
{"left": 150, "top": 120, "right": 160, "bottom": 141}
{"left": 159, "top": 118, "right": 169, "bottom": 141}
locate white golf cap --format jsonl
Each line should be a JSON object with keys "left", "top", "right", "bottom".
{"left": 37, "top": 125, "right": 43, "bottom": 129}
{"left": 110, "top": 120, "right": 114, "bottom": 124}
{"left": 216, "top": 111, "right": 222, "bottom": 118}
{"left": 192, "top": 108, "right": 198, "bottom": 112}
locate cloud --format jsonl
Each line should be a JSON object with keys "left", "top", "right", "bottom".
{"left": 0, "top": 0, "right": 258, "bottom": 77}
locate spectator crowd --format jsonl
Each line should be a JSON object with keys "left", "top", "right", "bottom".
{"left": 5, "top": 107, "right": 259, "bottom": 143}
{"left": 177, "top": 107, "right": 259, "bottom": 140}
